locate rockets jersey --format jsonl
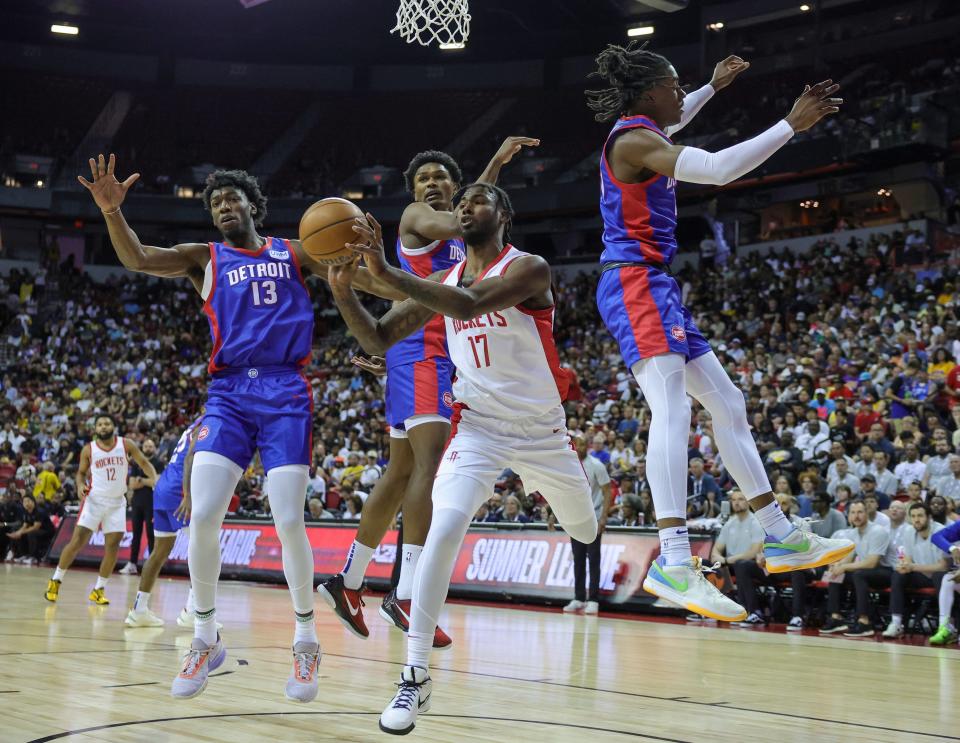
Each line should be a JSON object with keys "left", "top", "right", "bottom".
{"left": 599, "top": 115, "right": 678, "bottom": 265}
{"left": 385, "top": 236, "right": 465, "bottom": 368}
{"left": 443, "top": 245, "right": 565, "bottom": 419}
{"left": 202, "top": 237, "right": 313, "bottom": 374}
{"left": 153, "top": 419, "right": 201, "bottom": 512}
{"left": 87, "top": 437, "right": 128, "bottom": 504}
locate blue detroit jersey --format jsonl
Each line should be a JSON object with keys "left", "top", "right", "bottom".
{"left": 153, "top": 419, "right": 202, "bottom": 513}
{"left": 599, "top": 115, "right": 678, "bottom": 265}
{"left": 203, "top": 237, "right": 314, "bottom": 374}
{"left": 385, "top": 236, "right": 464, "bottom": 368}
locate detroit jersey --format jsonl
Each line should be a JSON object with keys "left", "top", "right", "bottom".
{"left": 385, "top": 237, "right": 465, "bottom": 368}
{"left": 88, "top": 437, "right": 128, "bottom": 504}
{"left": 599, "top": 115, "right": 678, "bottom": 265}
{"left": 153, "top": 419, "right": 201, "bottom": 514}
{"left": 203, "top": 237, "right": 313, "bottom": 373}
{"left": 443, "top": 245, "right": 565, "bottom": 419}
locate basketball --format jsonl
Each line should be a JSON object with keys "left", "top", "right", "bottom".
{"left": 298, "top": 197, "right": 365, "bottom": 265}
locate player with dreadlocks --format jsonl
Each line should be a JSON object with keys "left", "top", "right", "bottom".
{"left": 586, "top": 42, "right": 854, "bottom": 621}
{"left": 78, "top": 155, "right": 403, "bottom": 703}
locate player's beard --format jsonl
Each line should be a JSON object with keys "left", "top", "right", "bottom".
{"left": 96, "top": 431, "right": 114, "bottom": 442}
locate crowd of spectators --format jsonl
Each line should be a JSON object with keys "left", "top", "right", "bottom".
{"left": 2, "top": 222, "right": 960, "bottom": 634}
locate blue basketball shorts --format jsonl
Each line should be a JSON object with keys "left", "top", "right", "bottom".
{"left": 194, "top": 365, "right": 313, "bottom": 472}
{"left": 597, "top": 264, "right": 711, "bottom": 369}
{"left": 152, "top": 479, "right": 186, "bottom": 536}
{"left": 385, "top": 357, "right": 454, "bottom": 436}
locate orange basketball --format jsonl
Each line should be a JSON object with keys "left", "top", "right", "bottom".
{"left": 298, "top": 197, "right": 365, "bottom": 265}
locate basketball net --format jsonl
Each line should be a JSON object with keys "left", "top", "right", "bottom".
{"left": 392, "top": 0, "right": 471, "bottom": 49}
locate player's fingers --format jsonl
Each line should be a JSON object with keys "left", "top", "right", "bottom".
{"left": 518, "top": 137, "right": 540, "bottom": 146}
{"left": 77, "top": 175, "right": 93, "bottom": 190}
{"left": 821, "top": 83, "right": 840, "bottom": 97}
{"left": 122, "top": 173, "right": 140, "bottom": 190}
{"left": 365, "top": 212, "right": 383, "bottom": 238}
{"left": 88, "top": 158, "right": 98, "bottom": 180}
{"left": 107, "top": 153, "right": 116, "bottom": 175}
{"left": 98, "top": 153, "right": 106, "bottom": 176}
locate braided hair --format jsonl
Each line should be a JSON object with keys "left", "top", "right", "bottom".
{"left": 455, "top": 183, "right": 515, "bottom": 243}
{"left": 585, "top": 40, "right": 672, "bottom": 122}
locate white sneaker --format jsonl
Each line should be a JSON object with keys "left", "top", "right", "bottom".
{"left": 285, "top": 641, "right": 321, "bottom": 703}
{"left": 379, "top": 665, "right": 431, "bottom": 735}
{"left": 787, "top": 616, "right": 804, "bottom": 632}
{"left": 583, "top": 601, "right": 599, "bottom": 615}
{"left": 881, "top": 620, "right": 904, "bottom": 639}
{"left": 642, "top": 556, "right": 747, "bottom": 622}
{"left": 4, "top": 549, "right": 14, "bottom": 562}
{"left": 563, "top": 600, "right": 585, "bottom": 613}
{"left": 176, "top": 608, "right": 222, "bottom": 630}
{"left": 125, "top": 608, "right": 165, "bottom": 627}
{"left": 119, "top": 562, "right": 138, "bottom": 575}
{"left": 763, "top": 525, "right": 854, "bottom": 574}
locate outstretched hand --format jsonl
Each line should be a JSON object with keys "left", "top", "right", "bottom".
{"left": 351, "top": 354, "right": 387, "bottom": 377}
{"left": 492, "top": 136, "right": 540, "bottom": 166}
{"left": 347, "top": 213, "right": 391, "bottom": 278}
{"left": 328, "top": 256, "right": 361, "bottom": 293}
{"left": 785, "top": 80, "right": 843, "bottom": 133}
{"left": 710, "top": 55, "right": 750, "bottom": 91}
{"left": 77, "top": 153, "right": 140, "bottom": 213}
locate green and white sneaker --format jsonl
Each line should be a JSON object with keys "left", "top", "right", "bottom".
{"left": 642, "top": 556, "right": 747, "bottom": 622}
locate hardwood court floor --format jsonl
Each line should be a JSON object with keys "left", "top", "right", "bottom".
{"left": 1, "top": 564, "right": 955, "bottom": 742}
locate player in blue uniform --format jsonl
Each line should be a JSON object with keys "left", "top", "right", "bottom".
{"left": 587, "top": 42, "right": 853, "bottom": 620}
{"left": 319, "top": 137, "right": 538, "bottom": 644}
{"left": 930, "top": 519, "right": 960, "bottom": 644}
{"left": 79, "top": 154, "right": 402, "bottom": 703}
{"left": 124, "top": 418, "right": 202, "bottom": 629}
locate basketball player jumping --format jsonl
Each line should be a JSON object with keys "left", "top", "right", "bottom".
{"left": 78, "top": 154, "right": 401, "bottom": 703}
{"left": 45, "top": 414, "right": 157, "bottom": 606}
{"left": 124, "top": 418, "right": 202, "bottom": 628}
{"left": 318, "top": 137, "right": 538, "bottom": 648}
{"left": 587, "top": 42, "right": 853, "bottom": 620}
{"left": 329, "top": 183, "right": 598, "bottom": 735}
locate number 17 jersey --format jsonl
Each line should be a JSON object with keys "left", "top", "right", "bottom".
{"left": 203, "top": 237, "right": 313, "bottom": 374}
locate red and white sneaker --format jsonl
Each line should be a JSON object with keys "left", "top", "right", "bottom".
{"left": 317, "top": 574, "right": 369, "bottom": 639}
{"left": 379, "top": 589, "right": 452, "bottom": 650}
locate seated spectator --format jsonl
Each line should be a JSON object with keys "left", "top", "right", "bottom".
{"left": 637, "top": 489, "right": 655, "bottom": 525}
{"left": 927, "top": 494, "right": 950, "bottom": 525}
{"left": 473, "top": 502, "right": 491, "bottom": 522}
{"left": 343, "top": 493, "right": 363, "bottom": 520}
{"left": 858, "top": 473, "right": 891, "bottom": 510}
{"left": 339, "top": 453, "right": 365, "bottom": 489}
{"left": 820, "top": 499, "right": 893, "bottom": 637}
{"left": 591, "top": 390, "right": 613, "bottom": 424}
{"left": 713, "top": 490, "right": 767, "bottom": 626}
{"left": 882, "top": 502, "right": 948, "bottom": 639}
{"left": 827, "top": 459, "right": 860, "bottom": 501}
{"left": 796, "top": 472, "right": 820, "bottom": 517}
{"left": 796, "top": 418, "right": 831, "bottom": 464}
{"left": 765, "top": 430, "right": 803, "bottom": 477}
{"left": 863, "top": 492, "right": 889, "bottom": 528}
{"left": 923, "top": 439, "right": 953, "bottom": 493}
{"left": 834, "top": 483, "right": 854, "bottom": 512}
{"left": 8, "top": 494, "right": 54, "bottom": 564}
{"left": 589, "top": 433, "right": 611, "bottom": 466}
{"left": 306, "top": 497, "right": 333, "bottom": 521}
{"left": 869, "top": 450, "right": 900, "bottom": 496}
{"left": 935, "top": 453, "right": 960, "bottom": 504}
{"left": 0, "top": 490, "right": 24, "bottom": 561}
{"left": 616, "top": 494, "right": 644, "bottom": 527}
{"left": 810, "top": 491, "right": 848, "bottom": 538}
{"left": 360, "top": 450, "right": 382, "bottom": 490}
{"left": 853, "top": 444, "right": 876, "bottom": 480}
{"left": 488, "top": 495, "right": 529, "bottom": 524}
{"left": 894, "top": 443, "right": 926, "bottom": 489}
{"left": 826, "top": 441, "right": 857, "bottom": 481}
{"left": 32, "top": 461, "right": 60, "bottom": 501}
{"left": 687, "top": 458, "right": 722, "bottom": 518}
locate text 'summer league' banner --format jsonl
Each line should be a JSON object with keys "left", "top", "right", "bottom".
{"left": 47, "top": 516, "right": 714, "bottom": 607}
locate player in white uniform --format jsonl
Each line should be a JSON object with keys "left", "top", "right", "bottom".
{"left": 329, "top": 183, "right": 597, "bottom": 736}
{"left": 45, "top": 415, "right": 157, "bottom": 605}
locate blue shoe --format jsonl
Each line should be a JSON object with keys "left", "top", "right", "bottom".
{"left": 764, "top": 526, "right": 854, "bottom": 574}
{"left": 641, "top": 556, "right": 746, "bottom": 622}
{"left": 171, "top": 635, "right": 226, "bottom": 699}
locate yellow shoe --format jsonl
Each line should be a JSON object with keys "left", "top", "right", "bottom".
{"left": 44, "top": 579, "right": 61, "bottom": 602}
{"left": 89, "top": 588, "right": 110, "bottom": 605}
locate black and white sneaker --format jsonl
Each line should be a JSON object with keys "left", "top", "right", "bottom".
{"left": 786, "top": 616, "right": 804, "bottom": 632}
{"left": 819, "top": 617, "right": 849, "bottom": 634}
{"left": 379, "top": 665, "right": 432, "bottom": 735}
{"left": 733, "top": 611, "right": 765, "bottom": 628}
{"left": 843, "top": 622, "right": 875, "bottom": 638}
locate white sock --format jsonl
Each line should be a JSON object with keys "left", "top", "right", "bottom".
{"left": 754, "top": 500, "right": 794, "bottom": 541}
{"left": 195, "top": 607, "right": 218, "bottom": 645}
{"left": 891, "top": 614, "right": 902, "bottom": 625}
{"left": 52, "top": 567, "right": 66, "bottom": 581}
{"left": 341, "top": 540, "right": 375, "bottom": 590}
{"left": 407, "top": 631, "right": 432, "bottom": 671}
{"left": 396, "top": 544, "right": 423, "bottom": 601}
{"left": 659, "top": 526, "right": 691, "bottom": 566}
{"left": 95, "top": 576, "right": 109, "bottom": 590}
{"left": 133, "top": 591, "right": 150, "bottom": 612}
{"left": 186, "top": 587, "right": 196, "bottom": 614}
{"left": 294, "top": 610, "right": 318, "bottom": 644}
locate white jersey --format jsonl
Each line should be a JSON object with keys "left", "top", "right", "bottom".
{"left": 442, "top": 245, "right": 564, "bottom": 419}
{"left": 88, "top": 437, "right": 129, "bottom": 504}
